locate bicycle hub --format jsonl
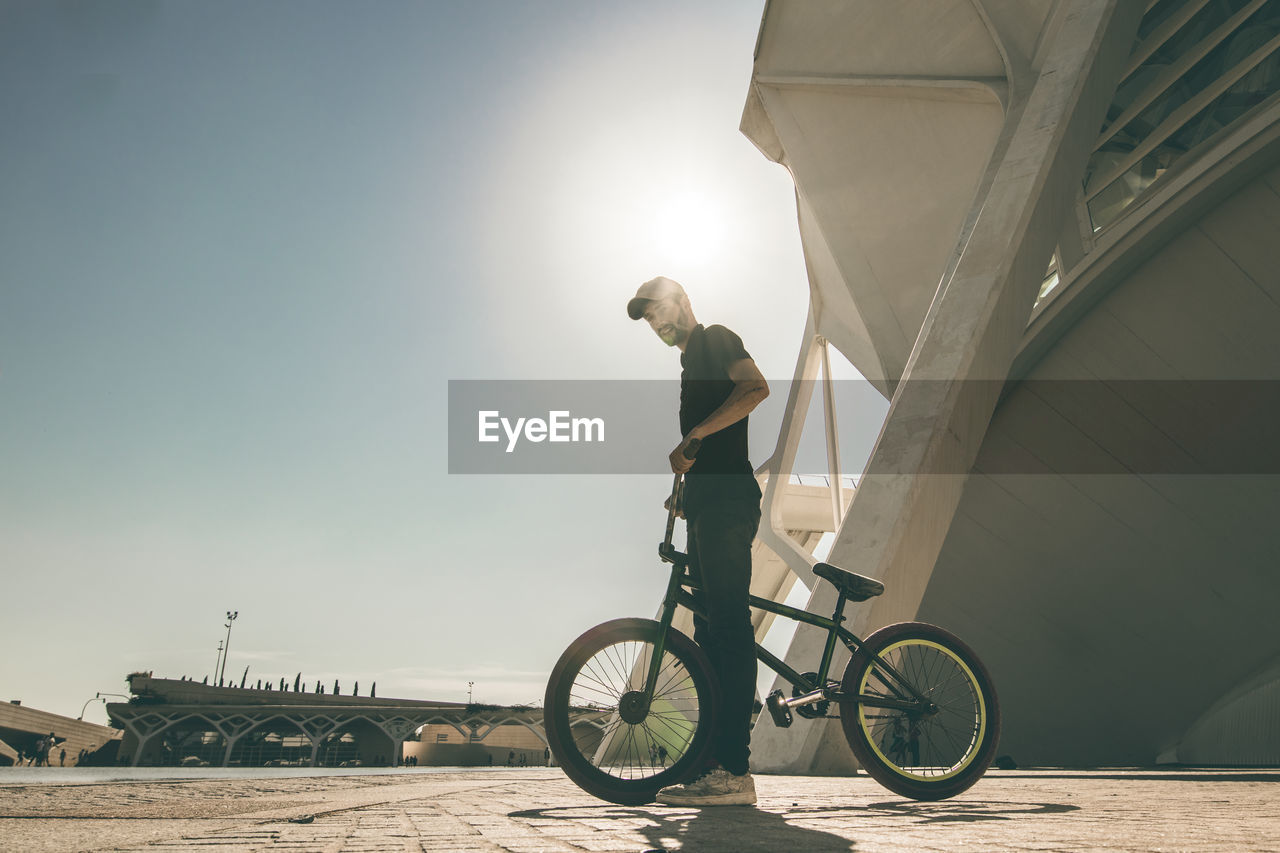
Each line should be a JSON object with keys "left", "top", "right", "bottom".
{"left": 618, "top": 690, "right": 650, "bottom": 724}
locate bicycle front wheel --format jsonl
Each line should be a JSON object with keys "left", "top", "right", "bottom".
{"left": 840, "top": 621, "right": 1000, "bottom": 801}
{"left": 544, "top": 618, "right": 717, "bottom": 805}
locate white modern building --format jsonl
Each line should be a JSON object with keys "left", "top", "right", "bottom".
{"left": 740, "top": 0, "right": 1280, "bottom": 769}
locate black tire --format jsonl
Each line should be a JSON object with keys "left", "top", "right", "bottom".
{"left": 840, "top": 621, "right": 1000, "bottom": 801}
{"left": 544, "top": 618, "right": 717, "bottom": 805}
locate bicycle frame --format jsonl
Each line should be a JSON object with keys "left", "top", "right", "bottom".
{"left": 641, "top": 472, "right": 931, "bottom": 718}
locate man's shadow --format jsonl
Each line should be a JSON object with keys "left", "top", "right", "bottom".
{"left": 511, "top": 798, "right": 1080, "bottom": 852}
{"left": 513, "top": 804, "right": 854, "bottom": 852}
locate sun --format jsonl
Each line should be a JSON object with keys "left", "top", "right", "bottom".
{"left": 648, "top": 191, "right": 728, "bottom": 268}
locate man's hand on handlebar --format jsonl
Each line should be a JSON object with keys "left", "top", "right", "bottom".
{"left": 669, "top": 434, "right": 702, "bottom": 474}
{"left": 663, "top": 493, "right": 685, "bottom": 519}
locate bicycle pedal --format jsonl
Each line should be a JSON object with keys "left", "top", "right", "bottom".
{"left": 766, "top": 690, "right": 793, "bottom": 728}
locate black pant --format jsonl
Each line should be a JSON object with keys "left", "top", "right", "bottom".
{"left": 686, "top": 500, "right": 760, "bottom": 776}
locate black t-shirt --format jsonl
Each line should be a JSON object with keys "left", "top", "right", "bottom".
{"left": 679, "top": 324, "right": 763, "bottom": 516}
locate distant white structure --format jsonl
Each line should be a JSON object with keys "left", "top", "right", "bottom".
{"left": 741, "top": 1, "right": 1280, "bottom": 769}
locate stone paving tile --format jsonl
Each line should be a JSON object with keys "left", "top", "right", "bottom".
{"left": 2, "top": 768, "right": 1279, "bottom": 851}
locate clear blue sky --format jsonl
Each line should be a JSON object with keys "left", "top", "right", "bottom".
{"left": 0, "top": 0, "right": 885, "bottom": 724}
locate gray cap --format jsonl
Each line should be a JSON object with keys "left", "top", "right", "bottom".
{"left": 627, "top": 276, "right": 686, "bottom": 320}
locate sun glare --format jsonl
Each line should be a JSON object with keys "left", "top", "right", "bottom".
{"left": 648, "top": 191, "right": 727, "bottom": 267}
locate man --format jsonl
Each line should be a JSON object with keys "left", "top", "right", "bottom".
{"left": 627, "top": 275, "right": 769, "bottom": 807}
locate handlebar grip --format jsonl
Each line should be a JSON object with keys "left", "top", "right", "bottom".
{"left": 682, "top": 438, "right": 701, "bottom": 460}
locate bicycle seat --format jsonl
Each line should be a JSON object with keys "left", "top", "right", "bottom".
{"left": 813, "top": 562, "right": 884, "bottom": 601}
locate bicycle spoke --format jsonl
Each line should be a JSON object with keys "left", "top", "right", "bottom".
{"left": 571, "top": 671, "right": 622, "bottom": 705}
{"left": 579, "top": 659, "right": 622, "bottom": 699}
{"left": 924, "top": 719, "right": 958, "bottom": 769}
{"left": 648, "top": 706, "right": 699, "bottom": 724}
{"left": 580, "top": 656, "right": 627, "bottom": 699}
{"left": 644, "top": 723, "right": 694, "bottom": 756}
{"left": 601, "top": 642, "right": 634, "bottom": 694}
{"left": 653, "top": 662, "right": 691, "bottom": 696}
{"left": 924, "top": 662, "right": 965, "bottom": 700}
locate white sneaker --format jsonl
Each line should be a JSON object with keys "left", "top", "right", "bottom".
{"left": 655, "top": 768, "right": 756, "bottom": 806}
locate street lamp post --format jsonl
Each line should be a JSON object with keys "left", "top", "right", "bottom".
{"left": 77, "top": 696, "right": 100, "bottom": 721}
{"left": 468, "top": 681, "right": 474, "bottom": 704}
{"left": 78, "top": 692, "right": 130, "bottom": 721}
{"left": 213, "top": 640, "right": 223, "bottom": 685}
{"left": 218, "top": 611, "right": 238, "bottom": 684}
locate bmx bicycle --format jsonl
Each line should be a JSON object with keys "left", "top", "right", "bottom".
{"left": 543, "top": 441, "right": 1000, "bottom": 805}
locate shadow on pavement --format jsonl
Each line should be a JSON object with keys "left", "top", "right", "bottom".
{"left": 846, "top": 799, "right": 1079, "bottom": 823}
{"left": 512, "top": 798, "right": 1081, "bottom": 847}
{"left": 511, "top": 804, "right": 857, "bottom": 852}
{"left": 988, "top": 772, "right": 1280, "bottom": 783}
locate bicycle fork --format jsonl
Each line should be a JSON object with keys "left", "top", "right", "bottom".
{"left": 634, "top": 471, "right": 691, "bottom": 712}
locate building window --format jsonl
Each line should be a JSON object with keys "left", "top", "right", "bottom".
{"left": 1085, "top": 0, "right": 1280, "bottom": 231}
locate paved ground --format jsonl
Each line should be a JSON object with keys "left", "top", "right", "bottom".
{"left": 2, "top": 767, "right": 1278, "bottom": 852}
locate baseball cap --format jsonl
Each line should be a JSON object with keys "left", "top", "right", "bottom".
{"left": 627, "top": 276, "right": 686, "bottom": 320}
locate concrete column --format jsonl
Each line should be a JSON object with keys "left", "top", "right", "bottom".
{"left": 751, "top": 0, "right": 1144, "bottom": 773}
{"left": 221, "top": 734, "right": 240, "bottom": 767}
{"left": 130, "top": 732, "right": 152, "bottom": 767}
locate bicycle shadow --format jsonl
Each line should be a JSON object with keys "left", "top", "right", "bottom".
{"left": 795, "top": 799, "right": 1081, "bottom": 824}
{"left": 511, "top": 804, "right": 855, "bottom": 852}
{"left": 510, "top": 798, "right": 1080, "bottom": 849}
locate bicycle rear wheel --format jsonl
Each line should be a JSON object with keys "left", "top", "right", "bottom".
{"left": 544, "top": 618, "right": 717, "bottom": 805}
{"left": 840, "top": 621, "right": 1000, "bottom": 801}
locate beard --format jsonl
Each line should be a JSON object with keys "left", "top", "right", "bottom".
{"left": 659, "top": 321, "right": 689, "bottom": 347}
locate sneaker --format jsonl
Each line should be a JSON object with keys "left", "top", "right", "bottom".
{"left": 655, "top": 768, "right": 756, "bottom": 806}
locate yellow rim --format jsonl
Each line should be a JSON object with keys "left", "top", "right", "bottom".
{"left": 857, "top": 638, "right": 986, "bottom": 782}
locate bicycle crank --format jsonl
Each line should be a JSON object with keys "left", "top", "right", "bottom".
{"left": 793, "top": 672, "right": 832, "bottom": 719}
{"left": 766, "top": 681, "right": 839, "bottom": 728}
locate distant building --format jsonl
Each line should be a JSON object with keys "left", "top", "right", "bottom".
{"left": 108, "top": 673, "right": 550, "bottom": 767}
{"left": 0, "top": 700, "right": 120, "bottom": 766}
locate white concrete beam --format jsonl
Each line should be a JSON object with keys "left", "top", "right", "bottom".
{"left": 749, "top": 0, "right": 1144, "bottom": 774}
